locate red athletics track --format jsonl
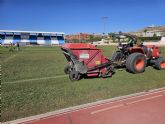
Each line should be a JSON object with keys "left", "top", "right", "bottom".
{"left": 7, "top": 89, "right": 165, "bottom": 124}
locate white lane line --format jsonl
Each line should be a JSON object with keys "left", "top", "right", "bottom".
{"left": 3, "top": 54, "right": 18, "bottom": 63}
{"left": 90, "top": 104, "right": 124, "bottom": 115}
{"left": 90, "top": 94, "right": 163, "bottom": 115}
{"left": 3, "top": 75, "right": 68, "bottom": 84}
{"left": 3, "top": 50, "right": 23, "bottom": 63}
{"left": 126, "top": 94, "right": 163, "bottom": 105}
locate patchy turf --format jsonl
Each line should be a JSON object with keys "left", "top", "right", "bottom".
{"left": 1, "top": 45, "right": 165, "bottom": 122}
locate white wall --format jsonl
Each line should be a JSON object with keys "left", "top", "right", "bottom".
{"left": 3, "top": 39, "right": 13, "bottom": 44}
{"left": 51, "top": 40, "right": 59, "bottom": 44}
{"left": 37, "top": 40, "right": 45, "bottom": 45}
{"left": 21, "top": 39, "right": 29, "bottom": 43}
{"left": 161, "top": 37, "right": 165, "bottom": 42}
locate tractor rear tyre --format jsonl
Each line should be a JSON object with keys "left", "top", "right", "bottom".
{"left": 64, "top": 65, "right": 71, "bottom": 74}
{"left": 154, "top": 57, "right": 165, "bottom": 70}
{"left": 126, "top": 53, "right": 146, "bottom": 74}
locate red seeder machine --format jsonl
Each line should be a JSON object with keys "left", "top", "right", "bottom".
{"left": 61, "top": 33, "right": 165, "bottom": 81}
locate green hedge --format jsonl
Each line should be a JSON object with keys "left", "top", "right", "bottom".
{"left": 139, "top": 37, "right": 161, "bottom": 42}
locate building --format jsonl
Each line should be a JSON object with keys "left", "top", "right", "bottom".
{"left": 128, "top": 32, "right": 142, "bottom": 37}
{"left": 139, "top": 26, "right": 165, "bottom": 37}
{"left": 65, "top": 33, "right": 103, "bottom": 43}
{"left": 65, "top": 33, "right": 91, "bottom": 41}
{"left": 0, "top": 30, "right": 65, "bottom": 45}
{"left": 130, "top": 26, "right": 165, "bottom": 37}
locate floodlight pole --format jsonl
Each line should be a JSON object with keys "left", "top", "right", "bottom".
{"left": 102, "top": 16, "right": 108, "bottom": 37}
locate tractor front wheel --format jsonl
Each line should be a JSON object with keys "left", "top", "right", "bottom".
{"left": 154, "top": 57, "right": 165, "bottom": 70}
{"left": 126, "top": 53, "right": 146, "bottom": 74}
{"left": 112, "top": 51, "right": 123, "bottom": 61}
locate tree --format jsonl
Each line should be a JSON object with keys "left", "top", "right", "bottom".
{"left": 153, "top": 33, "right": 157, "bottom": 37}
{"left": 89, "top": 35, "right": 102, "bottom": 42}
{"left": 144, "top": 29, "right": 148, "bottom": 36}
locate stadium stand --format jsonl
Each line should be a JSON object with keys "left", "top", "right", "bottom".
{"left": 0, "top": 30, "right": 65, "bottom": 45}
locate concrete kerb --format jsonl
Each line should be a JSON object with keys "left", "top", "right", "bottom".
{"left": 3, "top": 87, "right": 165, "bottom": 124}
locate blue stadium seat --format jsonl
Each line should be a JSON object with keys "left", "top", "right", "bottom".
{"left": 0, "top": 39, "right": 3, "bottom": 44}
{"left": 57, "top": 36, "right": 65, "bottom": 45}
{"left": 44, "top": 36, "right": 51, "bottom": 45}
{"left": 57, "top": 36, "right": 64, "bottom": 40}
{"left": 13, "top": 35, "right": 21, "bottom": 44}
{"left": 29, "top": 35, "right": 37, "bottom": 43}
{"left": 0, "top": 35, "right": 4, "bottom": 44}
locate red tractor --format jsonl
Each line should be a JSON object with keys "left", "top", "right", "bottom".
{"left": 61, "top": 34, "right": 165, "bottom": 81}
{"left": 111, "top": 33, "right": 165, "bottom": 73}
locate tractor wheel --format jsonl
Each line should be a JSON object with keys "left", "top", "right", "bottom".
{"left": 101, "top": 66, "right": 114, "bottom": 78}
{"left": 69, "top": 70, "right": 81, "bottom": 81}
{"left": 154, "top": 57, "right": 165, "bottom": 70}
{"left": 126, "top": 54, "right": 133, "bottom": 72}
{"left": 112, "top": 51, "right": 122, "bottom": 61}
{"left": 64, "top": 65, "right": 71, "bottom": 74}
{"left": 126, "top": 53, "right": 146, "bottom": 74}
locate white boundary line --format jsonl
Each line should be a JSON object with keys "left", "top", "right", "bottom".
{"left": 3, "top": 87, "right": 165, "bottom": 124}
{"left": 91, "top": 94, "right": 163, "bottom": 114}
{"left": 90, "top": 104, "right": 124, "bottom": 114}
{"left": 126, "top": 94, "right": 163, "bottom": 105}
{"left": 3, "top": 54, "right": 18, "bottom": 63}
{"left": 3, "top": 75, "right": 68, "bottom": 84}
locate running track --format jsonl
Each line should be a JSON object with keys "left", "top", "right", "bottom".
{"left": 6, "top": 89, "right": 165, "bottom": 124}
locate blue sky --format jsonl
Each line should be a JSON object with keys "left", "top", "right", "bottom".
{"left": 0, "top": 0, "right": 165, "bottom": 34}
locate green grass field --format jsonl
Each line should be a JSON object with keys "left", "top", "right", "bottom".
{"left": 1, "top": 45, "right": 165, "bottom": 122}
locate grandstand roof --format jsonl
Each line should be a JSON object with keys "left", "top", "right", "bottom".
{"left": 0, "top": 30, "right": 65, "bottom": 35}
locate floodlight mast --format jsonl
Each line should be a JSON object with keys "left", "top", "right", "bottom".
{"left": 102, "top": 16, "right": 108, "bottom": 36}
